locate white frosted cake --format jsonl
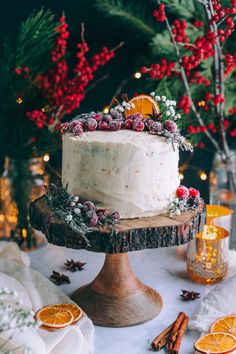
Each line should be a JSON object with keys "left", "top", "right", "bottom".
{"left": 62, "top": 130, "right": 180, "bottom": 219}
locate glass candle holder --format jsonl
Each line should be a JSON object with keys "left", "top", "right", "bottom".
{"left": 206, "top": 204, "right": 233, "bottom": 232}
{"left": 186, "top": 225, "right": 229, "bottom": 284}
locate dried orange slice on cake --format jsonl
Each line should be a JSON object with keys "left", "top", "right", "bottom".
{"left": 125, "top": 94, "right": 160, "bottom": 118}
{"left": 194, "top": 332, "right": 236, "bottom": 354}
{"left": 210, "top": 315, "right": 236, "bottom": 336}
{"left": 36, "top": 306, "right": 73, "bottom": 328}
{"left": 51, "top": 303, "right": 83, "bottom": 323}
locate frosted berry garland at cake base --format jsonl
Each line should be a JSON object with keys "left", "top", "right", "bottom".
{"left": 60, "top": 93, "right": 195, "bottom": 220}
{"left": 45, "top": 184, "right": 120, "bottom": 245}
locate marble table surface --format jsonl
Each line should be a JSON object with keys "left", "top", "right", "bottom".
{"left": 29, "top": 243, "right": 236, "bottom": 354}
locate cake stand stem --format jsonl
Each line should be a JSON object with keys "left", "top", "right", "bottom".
{"left": 71, "top": 253, "right": 163, "bottom": 327}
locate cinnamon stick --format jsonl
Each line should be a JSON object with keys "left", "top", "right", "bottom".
{"left": 169, "top": 312, "right": 186, "bottom": 344}
{"left": 150, "top": 312, "right": 188, "bottom": 353}
{"left": 172, "top": 315, "right": 189, "bottom": 354}
{"left": 167, "top": 312, "right": 186, "bottom": 354}
{"left": 151, "top": 322, "right": 173, "bottom": 351}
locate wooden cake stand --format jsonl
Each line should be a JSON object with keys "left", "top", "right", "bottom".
{"left": 30, "top": 196, "right": 205, "bottom": 327}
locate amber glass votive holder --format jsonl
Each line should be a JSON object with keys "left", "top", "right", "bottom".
{"left": 206, "top": 204, "right": 233, "bottom": 231}
{"left": 186, "top": 225, "right": 229, "bottom": 284}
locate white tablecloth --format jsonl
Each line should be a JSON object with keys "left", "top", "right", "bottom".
{"left": 0, "top": 242, "right": 94, "bottom": 354}
{"left": 29, "top": 243, "right": 236, "bottom": 354}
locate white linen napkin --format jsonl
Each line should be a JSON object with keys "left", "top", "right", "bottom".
{"left": 0, "top": 242, "right": 94, "bottom": 354}
{"left": 189, "top": 250, "right": 236, "bottom": 333}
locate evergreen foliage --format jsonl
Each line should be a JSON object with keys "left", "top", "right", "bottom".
{"left": 96, "top": 0, "right": 236, "bottom": 151}
{"left": 95, "top": 0, "right": 158, "bottom": 37}
{"left": 0, "top": 9, "right": 58, "bottom": 158}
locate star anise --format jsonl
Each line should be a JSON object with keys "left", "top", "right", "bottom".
{"left": 180, "top": 289, "right": 200, "bottom": 301}
{"left": 64, "top": 259, "right": 86, "bottom": 272}
{"left": 50, "top": 271, "right": 70, "bottom": 285}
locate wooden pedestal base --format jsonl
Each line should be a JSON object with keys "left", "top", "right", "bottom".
{"left": 71, "top": 253, "right": 163, "bottom": 327}
{"left": 30, "top": 196, "right": 205, "bottom": 327}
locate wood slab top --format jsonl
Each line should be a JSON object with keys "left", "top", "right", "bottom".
{"left": 30, "top": 196, "right": 206, "bottom": 254}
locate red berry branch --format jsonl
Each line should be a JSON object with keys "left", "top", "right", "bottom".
{"left": 141, "top": 0, "right": 236, "bottom": 160}
{"left": 17, "top": 16, "right": 122, "bottom": 131}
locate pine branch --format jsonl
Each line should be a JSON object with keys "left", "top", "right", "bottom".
{"left": 0, "top": 9, "right": 58, "bottom": 158}
{"left": 15, "top": 8, "right": 57, "bottom": 71}
{"left": 161, "top": 0, "right": 206, "bottom": 20}
{"left": 151, "top": 30, "right": 177, "bottom": 60}
{"left": 95, "top": 0, "right": 156, "bottom": 37}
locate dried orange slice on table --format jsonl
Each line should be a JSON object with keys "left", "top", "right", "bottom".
{"left": 194, "top": 332, "right": 236, "bottom": 354}
{"left": 36, "top": 306, "right": 73, "bottom": 328}
{"left": 125, "top": 94, "right": 160, "bottom": 118}
{"left": 210, "top": 315, "right": 236, "bottom": 336}
{"left": 51, "top": 303, "right": 83, "bottom": 323}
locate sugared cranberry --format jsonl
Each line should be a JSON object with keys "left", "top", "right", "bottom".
{"left": 94, "top": 113, "right": 103, "bottom": 122}
{"left": 149, "top": 121, "right": 163, "bottom": 133}
{"left": 108, "top": 121, "right": 122, "bottom": 131}
{"left": 111, "top": 211, "right": 120, "bottom": 220}
{"left": 188, "top": 187, "right": 200, "bottom": 198}
{"left": 128, "top": 112, "right": 144, "bottom": 121}
{"left": 98, "top": 121, "right": 109, "bottom": 130}
{"left": 72, "top": 125, "right": 83, "bottom": 136}
{"left": 110, "top": 109, "right": 123, "bottom": 120}
{"left": 133, "top": 119, "right": 145, "bottom": 132}
{"left": 103, "top": 115, "right": 113, "bottom": 123}
{"left": 164, "top": 120, "right": 177, "bottom": 133}
{"left": 84, "top": 201, "right": 96, "bottom": 210}
{"left": 60, "top": 122, "right": 69, "bottom": 134}
{"left": 70, "top": 121, "right": 84, "bottom": 135}
{"left": 124, "top": 119, "right": 133, "bottom": 129}
{"left": 88, "top": 211, "right": 98, "bottom": 227}
{"left": 86, "top": 118, "right": 97, "bottom": 131}
{"left": 176, "top": 186, "right": 189, "bottom": 199}
{"left": 97, "top": 209, "right": 109, "bottom": 216}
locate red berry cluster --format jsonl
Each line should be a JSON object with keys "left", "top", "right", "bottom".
{"left": 176, "top": 186, "right": 200, "bottom": 199}
{"left": 26, "top": 17, "right": 116, "bottom": 130}
{"left": 198, "top": 142, "right": 205, "bottom": 148}
{"left": 51, "top": 17, "right": 69, "bottom": 62}
{"left": 224, "top": 53, "right": 236, "bottom": 76}
{"left": 189, "top": 71, "right": 210, "bottom": 87}
{"left": 223, "top": 120, "right": 230, "bottom": 129}
{"left": 229, "top": 107, "right": 236, "bottom": 115}
{"left": 140, "top": 59, "right": 175, "bottom": 79}
{"left": 208, "top": 122, "right": 217, "bottom": 134}
{"left": 210, "top": 1, "right": 236, "bottom": 25}
{"left": 144, "top": 7, "right": 230, "bottom": 83}
{"left": 193, "top": 20, "right": 204, "bottom": 29}
{"left": 171, "top": 20, "right": 189, "bottom": 43}
{"left": 26, "top": 110, "right": 48, "bottom": 130}
{"left": 142, "top": 0, "right": 236, "bottom": 144}
{"left": 14, "top": 66, "right": 30, "bottom": 77}
{"left": 91, "top": 47, "right": 115, "bottom": 70}
{"left": 153, "top": 4, "right": 166, "bottom": 22}
{"left": 212, "top": 94, "right": 225, "bottom": 105}
{"left": 230, "top": 128, "right": 236, "bottom": 137}
{"left": 178, "top": 96, "right": 191, "bottom": 114}
{"left": 188, "top": 125, "right": 207, "bottom": 135}
{"left": 205, "top": 91, "right": 211, "bottom": 101}
{"left": 65, "top": 193, "right": 120, "bottom": 228}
